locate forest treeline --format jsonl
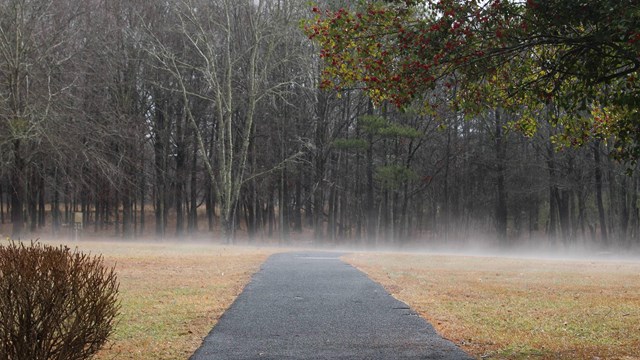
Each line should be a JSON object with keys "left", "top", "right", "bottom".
{"left": 0, "top": 0, "right": 637, "bottom": 248}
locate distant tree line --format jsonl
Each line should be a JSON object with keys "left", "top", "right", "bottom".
{"left": 0, "top": 0, "right": 638, "bottom": 249}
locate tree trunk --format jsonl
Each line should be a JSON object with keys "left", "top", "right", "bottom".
{"left": 528, "top": 196, "right": 539, "bottom": 240}
{"left": 619, "top": 175, "right": 630, "bottom": 245}
{"left": 327, "top": 180, "right": 337, "bottom": 243}
{"left": 442, "top": 128, "right": 452, "bottom": 242}
{"left": 594, "top": 140, "right": 608, "bottom": 245}
{"left": 28, "top": 168, "right": 38, "bottom": 233}
{"left": 366, "top": 132, "right": 376, "bottom": 243}
{"left": 547, "top": 140, "right": 558, "bottom": 244}
{"left": 154, "top": 100, "right": 168, "bottom": 238}
{"left": 401, "top": 180, "right": 410, "bottom": 243}
{"left": 139, "top": 159, "right": 146, "bottom": 236}
{"left": 38, "top": 174, "right": 45, "bottom": 229}
{"left": 279, "top": 166, "right": 290, "bottom": 244}
{"left": 10, "top": 141, "right": 25, "bottom": 238}
{"left": 52, "top": 173, "right": 60, "bottom": 234}
{"left": 175, "top": 108, "right": 186, "bottom": 237}
{"left": 557, "top": 189, "right": 571, "bottom": 243}
{"left": 577, "top": 188, "right": 587, "bottom": 241}
{"left": 122, "top": 189, "right": 133, "bottom": 239}
{"left": 64, "top": 182, "right": 71, "bottom": 225}
{"left": 494, "top": 109, "right": 508, "bottom": 244}
{"left": 114, "top": 192, "right": 120, "bottom": 237}
{"left": 313, "top": 93, "right": 328, "bottom": 241}
{"left": 293, "top": 177, "right": 302, "bottom": 232}
{"left": 189, "top": 135, "right": 198, "bottom": 234}
{"left": 631, "top": 177, "right": 640, "bottom": 246}
{"left": 206, "top": 179, "right": 215, "bottom": 232}
{"left": 245, "top": 190, "right": 255, "bottom": 240}
{"left": 0, "top": 180, "right": 4, "bottom": 225}
{"left": 94, "top": 185, "right": 101, "bottom": 233}
{"left": 267, "top": 195, "right": 275, "bottom": 238}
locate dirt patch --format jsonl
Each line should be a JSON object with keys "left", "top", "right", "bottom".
{"left": 345, "top": 253, "right": 640, "bottom": 360}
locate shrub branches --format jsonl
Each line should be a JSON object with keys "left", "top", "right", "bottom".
{"left": 0, "top": 241, "right": 119, "bottom": 360}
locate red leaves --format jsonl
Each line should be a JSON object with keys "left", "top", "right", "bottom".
{"left": 306, "top": 1, "right": 513, "bottom": 109}
{"left": 444, "top": 41, "right": 456, "bottom": 51}
{"left": 367, "top": 7, "right": 386, "bottom": 16}
{"left": 320, "top": 79, "right": 332, "bottom": 89}
{"left": 433, "top": 52, "right": 445, "bottom": 65}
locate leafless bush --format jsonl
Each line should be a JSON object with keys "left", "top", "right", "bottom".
{"left": 0, "top": 240, "right": 119, "bottom": 360}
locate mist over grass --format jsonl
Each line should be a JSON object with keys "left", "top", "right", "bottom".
{"left": 14, "top": 235, "right": 638, "bottom": 359}
{"left": 267, "top": 233, "right": 640, "bottom": 263}
{"left": 31, "top": 227, "right": 637, "bottom": 266}
{"left": 14, "top": 238, "right": 275, "bottom": 360}
{"left": 27, "top": 227, "right": 640, "bottom": 264}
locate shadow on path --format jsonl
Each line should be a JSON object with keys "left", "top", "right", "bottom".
{"left": 191, "top": 252, "right": 473, "bottom": 360}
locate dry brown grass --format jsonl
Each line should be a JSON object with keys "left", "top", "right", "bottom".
{"left": 345, "top": 252, "right": 640, "bottom": 360}
{"left": 29, "top": 239, "right": 639, "bottom": 359}
{"left": 40, "top": 240, "right": 276, "bottom": 360}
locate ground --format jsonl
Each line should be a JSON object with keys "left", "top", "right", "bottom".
{"left": 27, "top": 239, "right": 640, "bottom": 360}
{"left": 49, "top": 240, "right": 276, "bottom": 360}
{"left": 345, "top": 252, "right": 640, "bottom": 360}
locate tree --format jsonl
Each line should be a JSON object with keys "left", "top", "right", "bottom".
{"left": 144, "top": 0, "right": 306, "bottom": 241}
{"left": 0, "top": 0, "right": 85, "bottom": 237}
{"left": 305, "top": 0, "right": 640, "bottom": 162}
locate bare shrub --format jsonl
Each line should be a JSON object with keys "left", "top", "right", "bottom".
{"left": 0, "top": 240, "right": 119, "bottom": 360}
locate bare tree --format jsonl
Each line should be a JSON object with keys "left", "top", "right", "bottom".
{"left": 143, "top": 0, "right": 304, "bottom": 241}
{"left": 0, "top": 0, "right": 85, "bottom": 237}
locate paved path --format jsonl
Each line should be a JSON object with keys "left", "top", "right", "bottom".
{"left": 191, "top": 252, "right": 473, "bottom": 359}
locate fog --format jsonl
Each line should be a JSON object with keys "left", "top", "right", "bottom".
{"left": 25, "top": 230, "right": 640, "bottom": 264}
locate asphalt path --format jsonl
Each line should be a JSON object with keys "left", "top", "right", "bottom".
{"left": 190, "top": 252, "right": 473, "bottom": 359}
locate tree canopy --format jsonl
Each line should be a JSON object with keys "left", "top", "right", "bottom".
{"left": 1, "top": 0, "right": 639, "bottom": 248}
{"left": 305, "top": 0, "right": 640, "bottom": 161}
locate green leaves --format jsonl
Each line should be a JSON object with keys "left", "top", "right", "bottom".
{"left": 375, "top": 164, "right": 418, "bottom": 189}
{"left": 331, "top": 115, "right": 422, "bottom": 190}
{"left": 306, "top": 0, "right": 640, "bottom": 163}
{"left": 359, "top": 115, "right": 421, "bottom": 138}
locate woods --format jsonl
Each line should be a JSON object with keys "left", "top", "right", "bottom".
{"left": 0, "top": 0, "right": 638, "bottom": 249}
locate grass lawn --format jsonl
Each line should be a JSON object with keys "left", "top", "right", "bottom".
{"left": 41, "top": 239, "right": 276, "bottom": 360}
{"left": 345, "top": 252, "right": 640, "bottom": 360}
{"left": 27, "top": 240, "right": 640, "bottom": 359}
